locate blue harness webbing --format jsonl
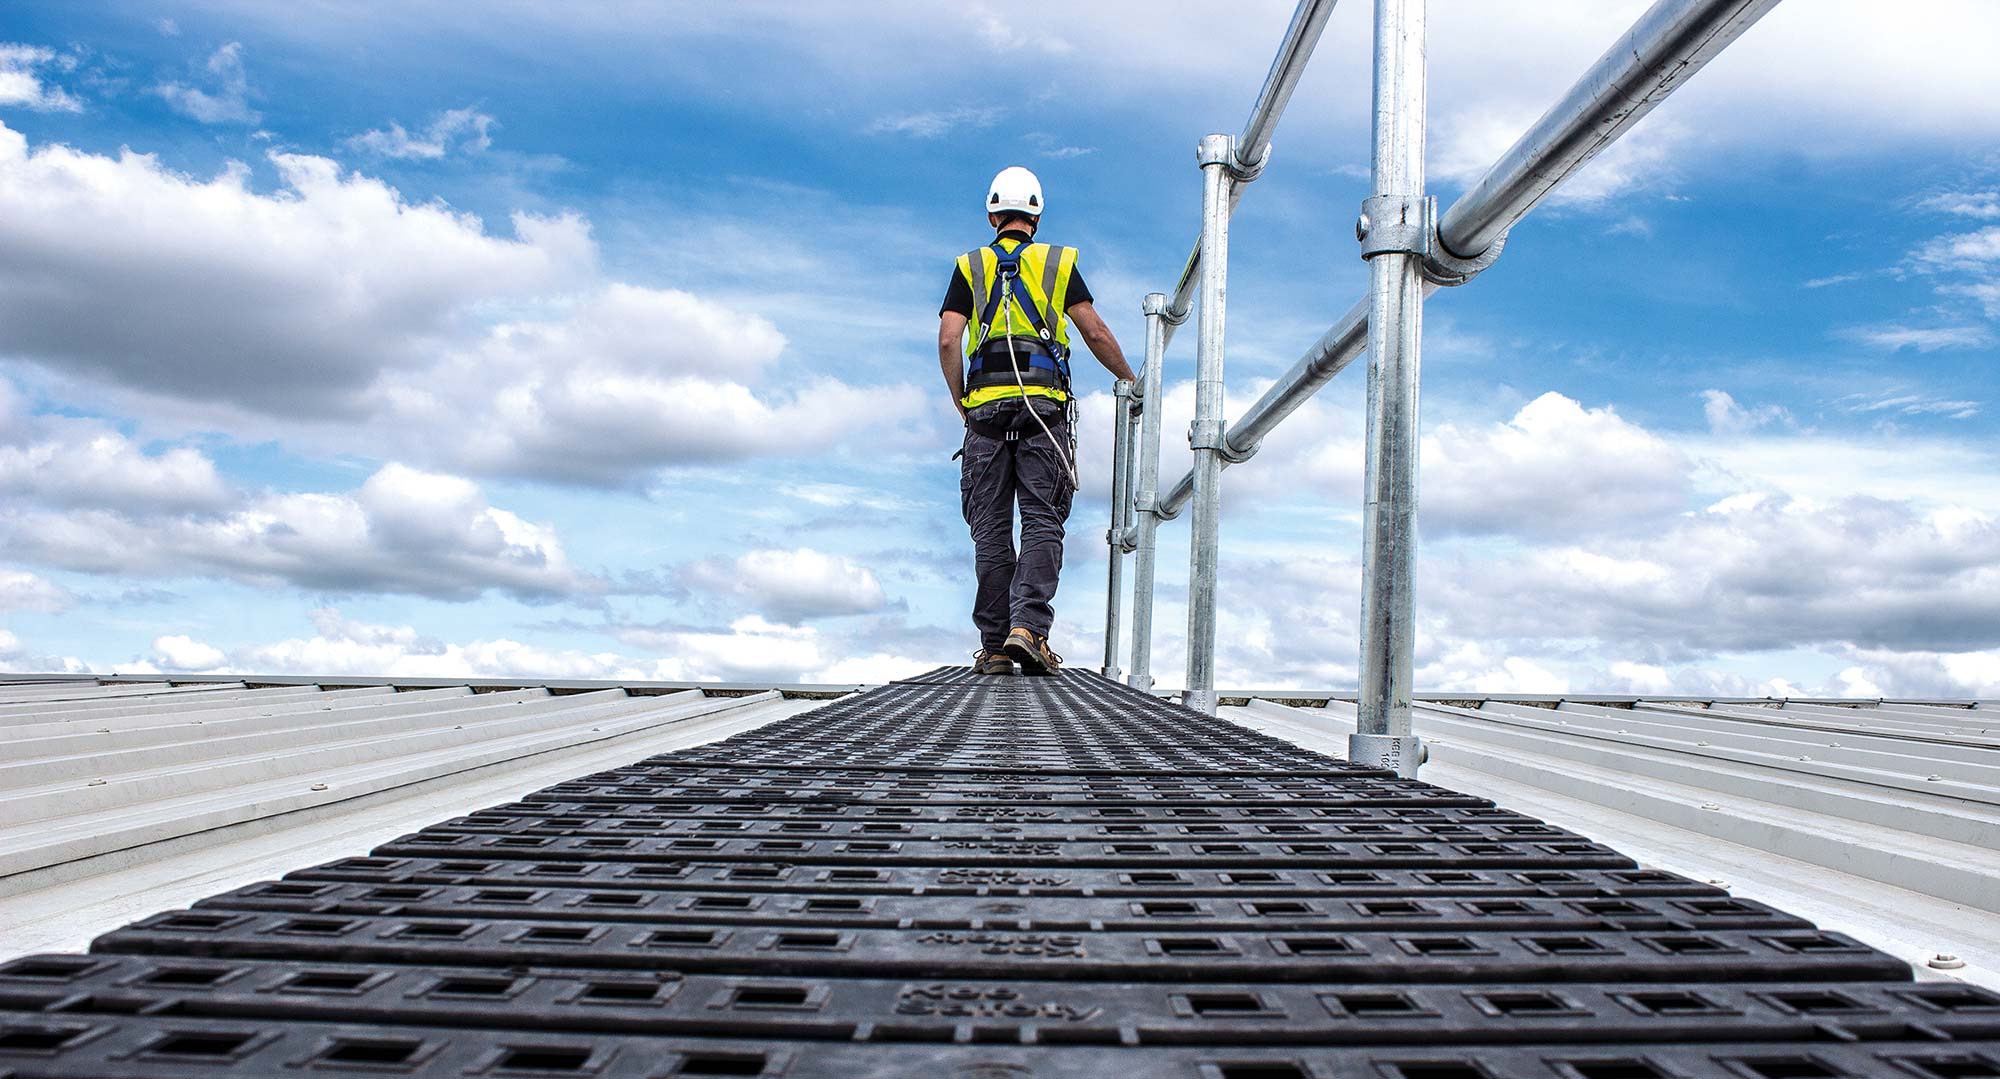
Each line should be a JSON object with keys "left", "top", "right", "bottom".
{"left": 968, "top": 240, "right": 1071, "bottom": 389}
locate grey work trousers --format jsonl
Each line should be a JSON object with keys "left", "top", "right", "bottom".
{"left": 959, "top": 400, "right": 1073, "bottom": 651}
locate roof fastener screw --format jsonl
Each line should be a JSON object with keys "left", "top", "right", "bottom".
{"left": 1700, "top": 802, "right": 1721, "bottom": 811}
{"left": 1798, "top": 755, "right": 1812, "bottom": 762}
{"left": 310, "top": 783, "right": 328, "bottom": 791}
{"left": 1927, "top": 774, "right": 1944, "bottom": 781}
{"left": 1706, "top": 878, "right": 1731, "bottom": 889}
{"left": 1930, "top": 953, "right": 1966, "bottom": 970}
{"left": 87, "top": 778, "right": 106, "bottom": 786}
{"left": 1696, "top": 740, "right": 1710, "bottom": 746}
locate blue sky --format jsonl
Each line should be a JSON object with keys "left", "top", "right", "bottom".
{"left": 2, "top": 1, "right": 1998, "bottom": 695}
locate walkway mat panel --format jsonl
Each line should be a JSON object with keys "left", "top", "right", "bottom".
{"left": 2, "top": 670, "right": 1994, "bottom": 1077}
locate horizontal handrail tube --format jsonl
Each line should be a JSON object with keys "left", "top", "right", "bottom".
{"left": 1156, "top": 295, "right": 1368, "bottom": 517}
{"left": 1440, "top": 0, "right": 1782, "bottom": 259}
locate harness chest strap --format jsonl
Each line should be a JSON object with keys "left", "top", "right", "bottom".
{"left": 960, "top": 239, "right": 1077, "bottom": 404}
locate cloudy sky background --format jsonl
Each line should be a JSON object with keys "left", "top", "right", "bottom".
{"left": 2, "top": 1, "right": 1998, "bottom": 696}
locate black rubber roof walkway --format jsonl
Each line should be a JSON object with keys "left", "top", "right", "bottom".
{"left": 2, "top": 669, "right": 1996, "bottom": 1077}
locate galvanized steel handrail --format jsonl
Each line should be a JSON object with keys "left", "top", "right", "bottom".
{"left": 1100, "top": 0, "right": 1338, "bottom": 688}
{"left": 1105, "top": 0, "right": 1785, "bottom": 757}
{"left": 1151, "top": 0, "right": 1785, "bottom": 519}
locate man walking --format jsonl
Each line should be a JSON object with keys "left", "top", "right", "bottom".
{"left": 938, "top": 166, "right": 1135, "bottom": 676}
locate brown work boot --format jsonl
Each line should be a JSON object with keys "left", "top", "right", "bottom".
{"left": 973, "top": 648, "right": 1015, "bottom": 676}
{"left": 1003, "top": 626, "right": 1062, "bottom": 676}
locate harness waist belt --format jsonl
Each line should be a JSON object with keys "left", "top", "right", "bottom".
{"left": 967, "top": 337, "right": 1067, "bottom": 392}
{"left": 966, "top": 403, "right": 1063, "bottom": 442}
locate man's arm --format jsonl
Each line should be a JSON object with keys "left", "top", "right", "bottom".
{"left": 938, "top": 311, "right": 969, "bottom": 419}
{"left": 1065, "top": 301, "right": 1136, "bottom": 382}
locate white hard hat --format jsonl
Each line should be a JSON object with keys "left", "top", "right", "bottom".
{"left": 986, "top": 166, "right": 1043, "bottom": 217}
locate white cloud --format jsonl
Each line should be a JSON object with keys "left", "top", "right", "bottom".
{"left": 1701, "top": 389, "right": 1790, "bottom": 435}
{"left": 1910, "top": 225, "right": 2000, "bottom": 272}
{"left": 1420, "top": 393, "right": 1692, "bottom": 537}
{"left": 154, "top": 42, "right": 258, "bottom": 124}
{"left": 969, "top": 8, "right": 1073, "bottom": 56}
{"left": 131, "top": 608, "right": 930, "bottom": 685}
{"left": 0, "top": 121, "right": 928, "bottom": 487}
{"left": 1422, "top": 644, "right": 1571, "bottom": 695}
{"left": 347, "top": 106, "right": 496, "bottom": 159}
{"left": 1836, "top": 324, "right": 1994, "bottom": 354}
{"left": 0, "top": 43, "right": 81, "bottom": 113}
{"left": 1606, "top": 660, "right": 1674, "bottom": 695}
{"left": 778, "top": 483, "right": 920, "bottom": 513}
{"left": 213, "top": 608, "right": 642, "bottom": 680}
{"left": 866, "top": 107, "right": 1003, "bottom": 139}
{"left": 1916, "top": 190, "right": 2000, "bottom": 221}
{"left": 814, "top": 651, "right": 935, "bottom": 683}
{"left": 401, "top": 297, "right": 926, "bottom": 484}
{"left": 1832, "top": 646, "right": 2000, "bottom": 699}
{"left": 152, "top": 633, "right": 225, "bottom": 671}
{"left": 1836, "top": 389, "right": 1981, "bottom": 421}
{"left": 0, "top": 569, "right": 70, "bottom": 613}
{"left": 1442, "top": 494, "right": 2000, "bottom": 657}
{"left": 1906, "top": 223, "right": 2000, "bottom": 323}
{"left": 0, "top": 385, "right": 233, "bottom": 513}
{"left": 681, "top": 547, "right": 891, "bottom": 623}
{"left": 1, "top": 463, "right": 600, "bottom": 602}
{"left": 0, "top": 120, "right": 593, "bottom": 412}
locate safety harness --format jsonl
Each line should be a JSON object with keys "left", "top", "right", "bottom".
{"left": 964, "top": 239, "right": 1072, "bottom": 400}
{"left": 960, "top": 237, "right": 1081, "bottom": 490}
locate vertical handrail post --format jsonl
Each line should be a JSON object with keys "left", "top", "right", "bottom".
{"left": 1101, "top": 378, "right": 1135, "bottom": 679}
{"left": 1352, "top": 0, "right": 1428, "bottom": 776}
{"left": 1183, "top": 133, "right": 1236, "bottom": 716}
{"left": 1127, "top": 294, "right": 1170, "bottom": 691}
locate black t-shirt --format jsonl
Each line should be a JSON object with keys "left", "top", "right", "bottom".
{"left": 938, "top": 229, "right": 1092, "bottom": 319}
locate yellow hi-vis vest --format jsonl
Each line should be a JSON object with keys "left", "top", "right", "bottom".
{"left": 955, "top": 237, "right": 1079, "bottom": 409}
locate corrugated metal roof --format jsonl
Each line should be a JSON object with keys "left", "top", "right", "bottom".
{"left": 0, "top": 678, "right": 827, "bottom": 955}
{"left": 1223, "top": 694, "right": 2000, "bottom": 990}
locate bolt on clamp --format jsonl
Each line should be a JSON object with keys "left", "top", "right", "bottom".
{"left": 1112, "top": 379, "right": 1134, "bottom": 399}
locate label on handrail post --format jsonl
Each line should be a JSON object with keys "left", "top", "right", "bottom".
{"left": 1349, "top": 732, "right": 1424, "bottom": 778}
